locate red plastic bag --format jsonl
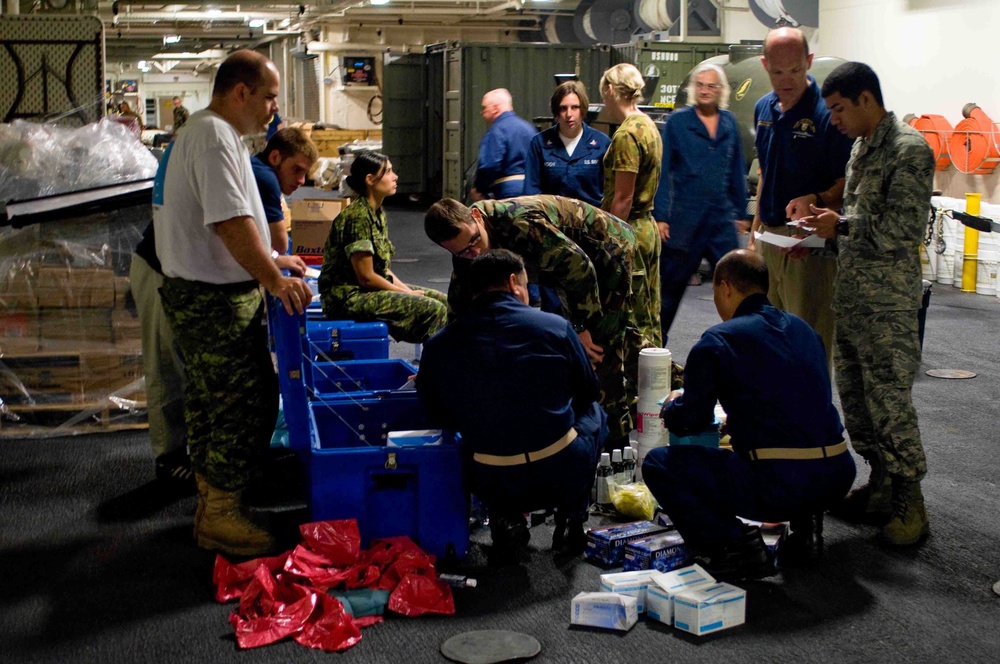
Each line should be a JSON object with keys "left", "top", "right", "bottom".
{"left": 293, "top": 591, "right": 363, "bottom": 652}
{"left": 377, "top": 549, "right": 438, "bottom": 591}
{"left": 213, "top": 552, "right": 290, "bottom": 603}
{"left": 299, "top": 520, "right": 361, "bottom": 566}
{"left": 229, "top": 566, "right": 317, "bottom": 648}
{"left": 283, "top": 544, "right": 358, "bottom": 591}
{"left": 388, "top": 573, "right": 455, "bottom": 617}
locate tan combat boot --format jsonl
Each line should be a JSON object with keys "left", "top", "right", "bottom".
{"left": 881, "top": 478, "right": 930, "bottom": 546}
{"left": 193, "top": 474, "right": 210, "bottom": 540}
{"left": 830, "top": 453, "right": 893, "bottom": 525}
{"left": 196, "top": 481, "right": 278, "bottom": 556}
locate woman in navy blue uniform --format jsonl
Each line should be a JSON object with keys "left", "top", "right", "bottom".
{"left": 524, "top": 81, "right": 610, "bottom": 207}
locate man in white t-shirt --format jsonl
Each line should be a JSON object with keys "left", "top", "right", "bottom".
{"left": 153, "top": 49, "right": 312, "bottom": 557}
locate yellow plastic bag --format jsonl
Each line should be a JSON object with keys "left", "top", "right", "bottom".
{"left": 610, "top": 481, "right": 657, "bottom": 521}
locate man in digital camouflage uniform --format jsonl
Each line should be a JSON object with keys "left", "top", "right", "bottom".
{"left": 154, "top": 50, "right": 312, "bottom": 556}
{"left": 803, "top": 62, "right": 935, "bottom": 546}
{"left": 424, "top": 195, "right": 636, "bottom": 450}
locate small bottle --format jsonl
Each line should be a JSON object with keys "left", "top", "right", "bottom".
{"left": 622, "top": 447, "right": 636, "bottom": 484}
{"left": 596, "top": 453, "right": 613, "bottom": 508}
{"left": 438, "top": 573, "right": 477, "bottom": 588}
{"left": 611, "top": 449, "right": 624, "bottom": 485}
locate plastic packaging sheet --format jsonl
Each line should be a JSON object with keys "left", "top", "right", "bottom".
{"left": 215, "top": 519, "right": 455, "bottom": 653}
{"left": 0, "top": 119, "right": 157, "bottom": 204}
{"left": 0, "top": 202, "right": 152, "bottom": 436}
{"left": 611, "top": 481, "right": 658, "bottom": 521}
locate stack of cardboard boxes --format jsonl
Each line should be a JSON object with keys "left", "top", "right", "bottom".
{"left": 0, "top": 213, "right": 146, "bottom": 430}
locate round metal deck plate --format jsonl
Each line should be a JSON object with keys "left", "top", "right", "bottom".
{"left": 925, "top": 369, "right": 977, "bottom": 379}
{"left": 441, "top": 630, "right": 541, "bottom": 664}
{"left": 993, "top": 580, "right": 1000, "bottom": 597}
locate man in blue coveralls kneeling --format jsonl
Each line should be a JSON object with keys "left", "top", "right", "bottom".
{"left": 642, "top": 249, "right": 855, "bottom": 579}
{"left": 417, "top": 249, "right": 607, "bottom": 565}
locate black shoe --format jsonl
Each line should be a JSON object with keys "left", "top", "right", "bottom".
{"left": 781, "top": 513, "right": 824, "bottom": 566}
{"left": 553, "top": 521, "right": 587, "bottom": 557}
{"left": 693, "top": 527, "right": 777, "bottom": 581}
{"left": 489, "top": 514, "right": 530, "bottom": 566}
{"left": 154, "top": 449, "right": 196, "bottom": 494}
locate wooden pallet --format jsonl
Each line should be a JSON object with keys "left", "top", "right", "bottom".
{"left": 0, "top": 399, "right": 148, "bottom": 438}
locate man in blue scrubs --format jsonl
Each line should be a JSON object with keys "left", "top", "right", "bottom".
{"left": 524, "top": 80, "right": 610, "bottom": 207}
{"left": 643, "top": 250, "right": 855, "bottom": 579}
{"left": 417, "top": 249, "right": 607, "bottom": 564}
{"left": 748, "top": 27, "right": 853, "bottom": 366}
{"left": 653, "top": 63, "right": 749, "bottom": 345}
{"left": 472, "top": 89, "right": 537, "bottom": 200}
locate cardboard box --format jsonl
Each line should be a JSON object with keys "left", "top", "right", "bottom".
{"left": 0, "top": 354, "right": 85, "bottom": 404}
{"left": 623, "top": 531, "right": 689, "bottom": 573}
{"left": 81, "top": 352, "right": 144, "bottom": 399}
{"left": 598, "top": 570, "right": 654, "bottom": 613}
{"left": 570, "top": 592, "right": 638, "bottom": 631}
{"left": 36, "top": 266, "right": 115, "bottom": 309}
{"left": 290, "top": 198, "right": 349, "bottom": 255}
{"left": 584, "top": 521, "right": 672, "bottom": 566}
{"left": 645, "top": 565, "right": 716, "bottom": 626}
{"left": 39, "top": 310, "right": 113, "bottom": 350}
{"left": 112, "top": 309, "right": 142, "bottom": 352}
{"left": 0, "top": 270, "right": 38, "bottom": 310}
{"left": 673, "top": 582, "right": 746, "bottom": 636}
{"left": 0, "top": 311, "right": 40, "bottom": 354}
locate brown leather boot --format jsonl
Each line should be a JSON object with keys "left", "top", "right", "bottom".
{"left": 193, "top": 474, "right": 210, "bottom": 541}
{"left": 881, "top": 478, "right": 930, "bottom": 546}
{"left": 196, "top": 481, "right": 278, "bottom": 557}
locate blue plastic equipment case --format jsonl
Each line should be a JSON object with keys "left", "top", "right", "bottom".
{"left": 309, "top": 397, "right": 469, "bottom": 559}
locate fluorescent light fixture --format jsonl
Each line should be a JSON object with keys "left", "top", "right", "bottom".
{"left": 279, "top": 18, "right": 291, "bottom": 28}
{"left": 207, "top": 8, "right": 223, "bottom": 17}
{"left": 138, "top": 60, "right": 147, "bottom": 68}
{"left": 248, "top": 19, "right": 266, "bottom": 28}
{"left": 163, "top": 35, "right": 181, "bottom": 44}
{"left": 370, "top": 0, "right": 390, "bottom": 5}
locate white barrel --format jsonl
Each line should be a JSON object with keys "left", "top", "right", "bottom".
{"left": 954, "top": 247, "right": 967, "bottom": 288}
{"left": 637, "top": 347, "right": 672, "bottom": 412}
{"left": 976, "top": 251, "right": 998, "bottom": 296}
{"left": 919, "top": 243, "right": 936, "bottom": 281}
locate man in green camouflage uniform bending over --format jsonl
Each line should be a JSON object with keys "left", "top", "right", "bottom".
{"left": 425, "top": 195, "right": 636, "bottom": 451}
{"left": 803, "top": 62, "right": 935, "bottom": 546}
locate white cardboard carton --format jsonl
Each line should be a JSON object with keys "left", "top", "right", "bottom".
{"left": 598, "top": 570, "right": 654, "bottom": 613}
{"left": 645, "top": 564, "right": 716, "bottom": 626}
{"left": 673, "top": 582, "right": 746, "bottom": 636}
{"left": 570, "top": 592, "right": 638, "bottom": 631}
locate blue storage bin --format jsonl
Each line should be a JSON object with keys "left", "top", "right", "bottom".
{"left": 305, "top": 320, "right": 390, "bottom": 362}
{"left": 310, "top": 359, "right": 416, "bottom": 399}
{"left": 309, "top": 398, "right": 469, "bottom": 559}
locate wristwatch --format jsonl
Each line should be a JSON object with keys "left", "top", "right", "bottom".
{"left": 835, "top": 217, "right": 850, "bottom": 236}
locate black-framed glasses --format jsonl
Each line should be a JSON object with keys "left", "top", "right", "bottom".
{"left": 454, "top": 228, "right": 482, "bottom": 259}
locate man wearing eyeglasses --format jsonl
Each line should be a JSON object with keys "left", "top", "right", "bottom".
{"left": 424, "top": 195, "right": 637, "bottom": 453}
{"left": 653, "top": 63, "right": 751, "bottom": 346}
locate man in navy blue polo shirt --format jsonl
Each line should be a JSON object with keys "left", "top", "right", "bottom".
{"left": 748, "top": 27, "right": 853, "bottom": 366}
{"left": 250, "top": 127, "right": 318, "bottom": 254}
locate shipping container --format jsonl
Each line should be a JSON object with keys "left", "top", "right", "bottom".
{"left": 385, "top": 42, "right": 612, "bottom": 200}
{"left": 612, "top": 41, "right": 730, "bottom": 109}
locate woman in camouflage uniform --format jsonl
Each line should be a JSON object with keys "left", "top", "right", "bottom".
{"left": 599, "top": 63, "right": 663, "bottom": 350}
{"left": 319, "top": 152, "right": 447, "bottom": 342}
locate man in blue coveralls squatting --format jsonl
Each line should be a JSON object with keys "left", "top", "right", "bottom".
{"left": 471, "top": 88, "right": 537, "bottom": 201}
{"left": 642, "top": 249, "right": 855, "bottom": 579}
{"left": 417, "top": 249, "right": 607, "bottom": 565}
